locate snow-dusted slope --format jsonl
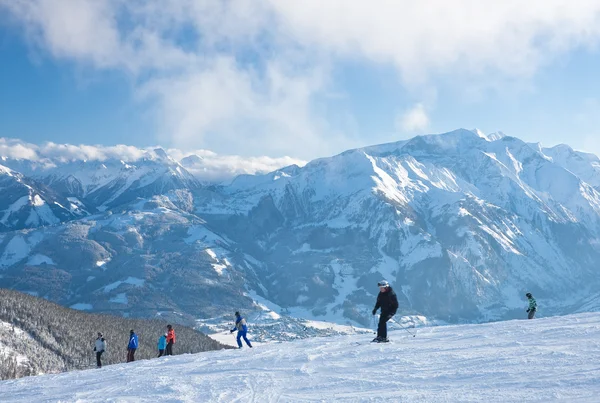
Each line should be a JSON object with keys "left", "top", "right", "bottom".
{"left": 5, "top": 149, "right": 200, "bottom": 211}
{"left": 2, "top": 312, "right": 600, "bottom": 402}
{"left": 540, "top": 143, "right": 600, "bottom": 189}
{"left": 0, "top": 193, "right": 256, "bottom": 321}
{"left": 0, "top": 164, "right": 84, "bottom": 231}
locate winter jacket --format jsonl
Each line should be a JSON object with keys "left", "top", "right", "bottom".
{"left": 128, "top": 333, "right": 138, "bottom": 349}
{"left": 94, "top": 337, "right": 106, "bottom": 352}
{"left": 166, "top": 328, "right": 176, "bottom": 344}
{"left": 231, "top": 316, "right": 248, "bottom": 333}
{"left": 528, "top": 297, "right": 537, "bottom": 311}
{"left": 374, "top": 287, "right": 399, "bottom": 316}
{"left": 158, "top": 335, "right": 167, "bottom": 350}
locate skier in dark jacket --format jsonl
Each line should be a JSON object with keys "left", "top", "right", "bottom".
{"left": 372, "top": 280, "right": 399, "bottom": 342}
{"left": 526, "top": 292, "right": 537, "bottom": 319}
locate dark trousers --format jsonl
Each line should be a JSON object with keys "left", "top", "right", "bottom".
{"left": 528, "top": 309, "right": 536, "bottom": 319}
{"left": 96, "top": 351, "right": 103, "bottom": 368}
{"left": 158, "top": 349, "right": 165, "bottom": 357}
{"left": 236, "top": 330, "right": 252, "bottom": 348}
{"left": 377, "top": 314, "right": 392, "bottom": 339}
{"left": 127, "top": 348, "right": 136, "bottom": 362}
{"left": 166, "top": 341, "right": 173, "bottom": 356}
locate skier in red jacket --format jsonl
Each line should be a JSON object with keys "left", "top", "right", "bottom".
{"left": 166, "top": 324, "right": 176, "bottom": 355}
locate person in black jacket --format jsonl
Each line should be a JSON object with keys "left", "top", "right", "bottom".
{"left": 372, "top": 280, "right": 399, "bottom": 342}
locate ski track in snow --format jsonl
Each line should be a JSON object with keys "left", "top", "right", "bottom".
{"left": 3, "top": 313, "right": 600, "bottom": 402}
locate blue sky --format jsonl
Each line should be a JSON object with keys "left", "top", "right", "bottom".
{"left": 2, "top": 1, "right": 600, "bottom": 160}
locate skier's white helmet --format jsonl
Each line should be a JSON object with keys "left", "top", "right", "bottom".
{"left": 377, "top": 280, "right": 390, "bottom": 288}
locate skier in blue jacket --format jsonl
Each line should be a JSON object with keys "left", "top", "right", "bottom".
{"left": 127, "top": 330, "right": 138, "bottom": 362}
{"left": 230, "top": 311, "right": 253, "bottom": 348}
{"left": 157, "top": 333, "right": 167, "bottom": 357}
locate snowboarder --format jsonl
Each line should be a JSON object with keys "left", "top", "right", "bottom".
{"left": 166, "top": 325, "right": 176, "bottom": 356}
{"left": 230, "top": 311, "right": 253, "bottom": 348}
{"left": 127, "top": 330, "right": 138, "bottom": 362}
{"left": 526, "top": 292, "right": 537, "bottom": 319}
{"left": 157, "top": 333, "right": 167, "bottom": 357}
{"left": 93, "top": 332, "right": 106, "bottom": 368}
{"left": 372, "top": 280, "right": 399, "bottom": 343}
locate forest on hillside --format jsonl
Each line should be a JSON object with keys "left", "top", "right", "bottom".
{"left": 0, "top": 289, "right": 230, "bottom": 380}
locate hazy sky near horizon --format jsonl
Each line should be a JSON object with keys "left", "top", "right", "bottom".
{"left": 2, "top": 0, "right": 600, "bottom": 160}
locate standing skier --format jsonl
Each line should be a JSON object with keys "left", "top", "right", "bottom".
{"left": 93, "top": 332, "right": 106, "bottom": 368}
{"left": 230, "top": 311, "right": 253, "bottom": 348}
{"left": 372, "top": 280, "right": 399, "bottom": 343}
{"left": 526, "top": 293, "right": 537, "bottom": 319}
{"left": 166, "top": 324, "right": 176, "bottom": 356}
{"left": 157, "top": 333, "right": 167, "bottom": 357}
{"left": 127, "top": 330, "right": 138, "bottom": 362}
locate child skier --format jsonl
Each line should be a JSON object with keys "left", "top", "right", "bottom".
{"left": 158, "top": 333, "right": 167, "bottom": 357}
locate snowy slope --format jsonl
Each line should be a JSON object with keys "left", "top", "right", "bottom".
{"left": 0, "top": 164, "right": 82, "bottom": 230}
{"left": 540, "top": 143, "right": 600, "bottom": 189}
{"left": 15, "top": 150, "right": 200, "bottom": 210}
{"left": 2, "top": 312, "right": 600, "bottom": 402}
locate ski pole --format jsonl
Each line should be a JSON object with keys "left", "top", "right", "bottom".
{"left": 370, "top": 313, "right": 377, "bottom": 334}
{"left": 391, "top": 320, "right": 417, "bottom": 337}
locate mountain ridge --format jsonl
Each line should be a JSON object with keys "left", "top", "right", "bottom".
{"left": 1, "top": 129, "right": 600, "bottom": 327}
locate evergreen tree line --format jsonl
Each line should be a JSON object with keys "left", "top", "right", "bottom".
{"left": 0, "top": 288, "right": 229, "bottom": 380}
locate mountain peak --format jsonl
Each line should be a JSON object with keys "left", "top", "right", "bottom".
{"left": 471, "top": 128, "right": 488, "bottom": 139}
{"left": 487, "top": 131, "right": 507, "bottom": 141}
{"left": 180, "top": 154, "right": 204, "bottom": 166}
{"left": 153, "top": 148, "right": 169, "bottom": 160}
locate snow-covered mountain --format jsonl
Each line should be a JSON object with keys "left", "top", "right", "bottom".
{"left": 2, "top": 312, "right": 600, "bottom": 402}
{"left": 0, "top": 164, "right": 85, "bottom": 231}
{"left": 1, "top": 129, "right": 600, "bottom": 326}
{"left": 196, "top": 129, "right": 600, "bottom": 322}
{"left": 2, "top": 149, "right": 200, "bottom": 213}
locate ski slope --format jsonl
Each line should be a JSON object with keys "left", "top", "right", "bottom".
{"left": 3, "top": 313, "right": 600, "bottom": 402}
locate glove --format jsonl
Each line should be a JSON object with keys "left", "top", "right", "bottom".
{"left": 230, "top": 330, "right": 234, "bottom": 333}
{"left": 372, "top": 309, "right": 377, "bottom": 315}
{"left": 94, "top": 347, "right": 96, "bottom": 352}
{"left": 526, "top": 309, "right": 530, "bottom": 312}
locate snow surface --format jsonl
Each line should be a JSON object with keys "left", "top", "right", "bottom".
{"left": 0, "top": 235, "right": 31, "bottom": 267}
{"left": 109, "top": 293, "right": 128, "bottom": 304}
{"left": 25, "top": 254, "right": 55, "bottom": 266}
{"left": 96, "top": 259, "right": 110, "bottom": 267}
{"left": 102, "top": 277, "right": 145, "bottom": 293}
{"left": 69, "top": 303, "right": 93, "bottom": 310}
{"left": 0, "top": 321, "right": 30, "bottom": 366}
{"left": 3, "top": 313, "right": 600, "bottom": 402}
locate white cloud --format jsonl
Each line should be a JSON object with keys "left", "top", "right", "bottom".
{"left": 0, "top": 139, "right": 39, "bottom": 160}
{"left": 397, "top": 104, "right": 430, "bottom": 133}
{"left": 177, "top": 153, "right": 305, "bottom": 182}
{"left": 4, "top": 0, "right": 600, "bottom": 157}
{"left": 267, "top": 1, "right": 600, "bottom": 83}
{"left": 0, "top": 137, "right": 305, "bottom": 182}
